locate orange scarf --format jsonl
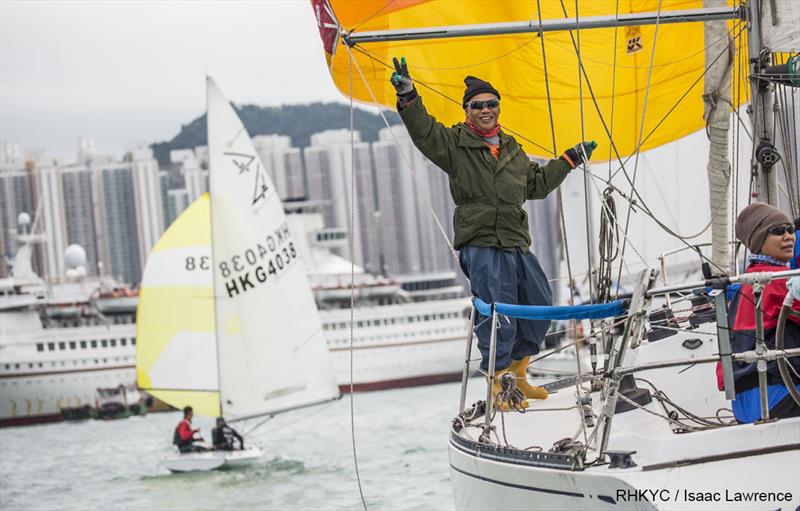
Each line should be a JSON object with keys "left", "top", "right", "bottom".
{"left": 465, "top": 119, "right": 501, "bottom": 138}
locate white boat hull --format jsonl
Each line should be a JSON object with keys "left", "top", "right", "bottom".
{"left": 162, "top": 446, "right": 263, "bottom": 473}
{"left": 449, "top": 323, "right": 800, "bottom": 510}
{"left": 449, "top": 436, "right": 800, "bottom": 510}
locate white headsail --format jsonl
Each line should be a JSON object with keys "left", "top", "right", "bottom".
{"left": 206, "top": 77, "right": 340, "bottom": 420}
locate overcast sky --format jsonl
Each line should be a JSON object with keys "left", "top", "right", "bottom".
{"left": 0, "top": 1, "right": 348, "bottom": 161}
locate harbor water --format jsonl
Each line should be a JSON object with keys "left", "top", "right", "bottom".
{"left": 0, "top": 378, "right": 504, "bottom": 510}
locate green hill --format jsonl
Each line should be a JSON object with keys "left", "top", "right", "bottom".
{"left": 151, "top": 102, "right": 401, "bottom": 166}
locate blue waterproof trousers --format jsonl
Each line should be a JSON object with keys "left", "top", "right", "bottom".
{"left": 459, "top": 245, "right": 553, "bottom": 371}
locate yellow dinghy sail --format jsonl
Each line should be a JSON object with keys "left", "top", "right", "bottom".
{"left": 314, "top": 0, "right": 748, "bottom": 160}
{"left": 136, "top": 193, "right": 220, "bottom": 417}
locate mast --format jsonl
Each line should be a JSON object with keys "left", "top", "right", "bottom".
{"left": 206, "top": 77, "right": 225, "bottom": 417}
{"left": 703, "top": 0, "right": 734, "bottom": 274}
{"left": 747, "top": 0, "right": 779, "bottom": 207}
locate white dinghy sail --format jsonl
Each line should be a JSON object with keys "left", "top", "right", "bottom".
{"left": 206, "top": 77, "right": 340, "bottom": 419}
{"left": 137, "top": 78, "right": 340, "bottom": 428}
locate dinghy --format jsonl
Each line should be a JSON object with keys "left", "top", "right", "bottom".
{"left": 136, "top": 78, "right": 340, "bottom": 473}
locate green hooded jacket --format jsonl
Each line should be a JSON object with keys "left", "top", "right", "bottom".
{"left": 399, "top": 96, "right": 572, "bottom": 252}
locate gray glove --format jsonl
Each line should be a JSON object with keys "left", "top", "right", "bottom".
{"left": 390, "top": 57, "right": 417, "bottom": 107}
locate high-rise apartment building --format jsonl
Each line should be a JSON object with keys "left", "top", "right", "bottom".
{"left": 371, "top": 126, "right": 456, "bottom": 276}
{"left": 60, "top": 165, "right": 99, "bottom": 275}
{"left": 36, "top": 163, "right": 66, "bottom": 280}
{"left": 166, "top": 189, "right": 190, "bottom": 227}
{"left": 0, "top": 162, "right": 43, "bottom": 277}
{"left": 252, "top": 135, "right": 307, "bottom": 200}
{"left": 95, "top": 163, "right": 141, "bottom": 284}
{"left": 130, "top": 146, "right": 164, "bottom": 266}
{"left": 172, "top": 149, "right": 207, "bottom": 205}
{"left": 303, "top": 130, "right": 378, "bottom": 269}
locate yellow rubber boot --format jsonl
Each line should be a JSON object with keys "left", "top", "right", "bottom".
{"left": 508, "top": 356, "right": 548, "bottom": 400}
{"left": 490, "top": 369, "right": 528, "bottom": 412}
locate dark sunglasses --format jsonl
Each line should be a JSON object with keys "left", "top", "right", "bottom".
{"left": 768, "top": 224, "right": 796, "bottom": 236}
{"left": 466, "top": 99, "right": 500, "bottom": 110}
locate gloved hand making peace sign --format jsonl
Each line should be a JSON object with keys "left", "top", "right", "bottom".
{"left": 561, "top": 141, "right": 597, "bottom": 169}
{"left": 390, "top": 56, "right": 418, "bottom": 108}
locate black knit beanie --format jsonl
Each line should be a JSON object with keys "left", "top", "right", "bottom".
{"left": 462, "top": 76, "right": 500, "bottom": 108}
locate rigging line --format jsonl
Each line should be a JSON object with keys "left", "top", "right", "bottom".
{"left": 792, "top": 89, "right": 799, "bottom": 190}
{"left": 345, "top": 44, "right": 459, "bottom": 265}
{"left": 587, "top": 374, "right": 705, "bottom": 432}
{"left": 640, "top": 156, "right": 682, "bottom": 229}
{"left": 240, "top": 414, "right": 275, "bottom": 437}
{"left": 608, "top": 0, "right": 620, "bottom": 179}
{"left": 534, "top": 0, "right": 579, "bottom": 331}
{"left": 715, "top": 97, "right": 753, "bottom": 141}
{"left": 583, "top": 157, "right": 649, "bottom": 272}
{"left": 348, "top": 0, "right": 396, "bottom": 33}
{"left": 776, "top": 89, "right": 797, "bottom": 216}
{"left": 779, "top": 85, "right": 798, "bottom": 214}
{"left": 615, "top": 0, "right": 664, "bottom": 293}
{"left": 546, "top": 10, "right": 743, "bottom": 269}
{"left": 732, "top": 17, "right": 743, "bottom": 267}
{"left": 777, "top": 181, "right": 795, "bottom": 212}
{"left": 533, "top": 1, "right": 579, "bottom": 312}
{"left": 785, "top": 85, "right": 799, "bottom": 194}
{"left": 350, "top": 45, "right": 556, "bottom": 154}
{"left": 534, "top": 0, "right": 557, "bottom": 158}
{"left": 606, "top": 24, "right": 746, "bottom": 182}
{"left": 572, "top": 0, "right": 591, "bottom": 447}
{"left": 583, "top": 166, "right": 708, "bottom": 249}
{"left": 574, "top": 0, "right": 594, "bottom": 301}
{"left": 347, "top": 54, "right": 369, "bottom": 511}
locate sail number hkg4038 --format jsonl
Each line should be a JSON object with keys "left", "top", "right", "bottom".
{"left": 182, "top": 222, "right": 298, "bottom": 297}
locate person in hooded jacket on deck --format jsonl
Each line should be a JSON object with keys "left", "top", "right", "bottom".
{"left": 390, "top": 57, "right": 596, "bottom": 411}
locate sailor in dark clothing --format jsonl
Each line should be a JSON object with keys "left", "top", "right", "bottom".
{"left": 212, "top": 416, "right": 244, "bottom": 451}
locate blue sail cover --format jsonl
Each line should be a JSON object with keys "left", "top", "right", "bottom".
{"left": 473, "top": 297, "right": 625, "bottom": 321}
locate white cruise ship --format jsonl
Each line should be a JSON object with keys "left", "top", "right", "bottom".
{"left": 0, "top": 206, "right": 471, "bottom": 426}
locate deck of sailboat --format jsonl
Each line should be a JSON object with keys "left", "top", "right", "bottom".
{"left": 452, "top": 322, "right": 800, "bottom": 475}
{"left": 451, "top": 361, "right": 799, "bottom": 511}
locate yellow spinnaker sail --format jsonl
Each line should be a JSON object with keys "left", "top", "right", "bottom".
{"left": 316, "top": 0, "right": 748, "bottom": 160}
{"left": 136, "top": 193, "right": 220, "bottom": 417}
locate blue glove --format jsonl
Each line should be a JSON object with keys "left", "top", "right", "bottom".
{"left": 561, "top": 141, "right": 597, "bottom": 168}
{"left": 390, "top": 57, "right": 417, "bottom": 107}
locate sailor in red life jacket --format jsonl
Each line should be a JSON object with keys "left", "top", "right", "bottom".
{"left": 721, "top": 203, "right": 800, "bottom": 423}
{"left": 173, "top": 406, "right": 208, "bottom": 453}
